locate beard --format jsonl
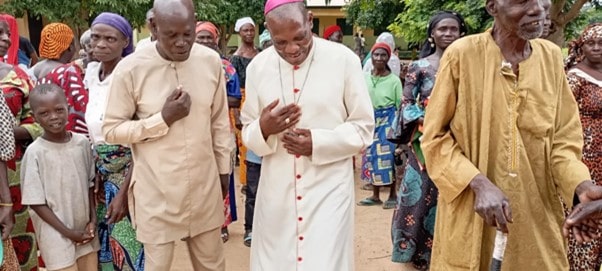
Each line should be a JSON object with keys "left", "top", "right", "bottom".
{"left": 518, "top": 25, "right": 544, "bottom": 40}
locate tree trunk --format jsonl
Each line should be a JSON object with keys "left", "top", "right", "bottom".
{"left": 547, "top": 0, "right": 590, "bottom": 46}
{"left": 547, "top": 23, "right": 566, "bottom": 47}
{"left": 218, "top": 25, "right": 234, "bottom": 57}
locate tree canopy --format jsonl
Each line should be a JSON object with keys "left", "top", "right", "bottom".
{"left": 194, "top": 0, "right": 265, "bottom": 52}
{"left": 1, "top": 0, "right": 153, "bottom": 30}
{"left": 344, "top": 0, "right": 599, "bottom": 47}
{"left": 343, "top": 0, "right": 406, "bottom": 33}
{"left": 0, "top": 0, "right": 265, "bottom": 54}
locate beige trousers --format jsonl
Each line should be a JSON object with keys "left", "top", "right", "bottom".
{"left": 53, "top": 251, "right": 98, "bottom": 271}
{"left": 144, "top": 226, "right": 225, "bottom": 271}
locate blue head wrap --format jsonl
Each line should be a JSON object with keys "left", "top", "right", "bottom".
{"left": 91, "top": 12, "right": 134, "bottom": 57}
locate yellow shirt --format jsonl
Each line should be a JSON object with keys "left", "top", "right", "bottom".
{"left": 422, "top": 30, "right": 591, "bottom": 270}
{"left": 102, "top": 44, "right": 231, "bottom": 244}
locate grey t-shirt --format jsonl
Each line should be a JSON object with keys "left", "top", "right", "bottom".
{"left": 20, "top": 133, "right": 99, "bottom": 270}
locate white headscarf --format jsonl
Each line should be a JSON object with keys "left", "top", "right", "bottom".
{"left": 363, "top": 32, "right": 401, "bottom": 78}
{"left": 235, "top": 17, "right": 255, "bottom": 32}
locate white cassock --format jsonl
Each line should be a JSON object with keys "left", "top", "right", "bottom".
{"left": 242, "top": 37, "right": 375, "bottom": 271}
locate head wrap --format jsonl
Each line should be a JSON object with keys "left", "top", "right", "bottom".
{"left": 323, "top": 25, "right": 342, "bottom": 40}
{"left": 419, "top": 11, "right": 467, "bottom": 58}
{"left": 91, "top": 12, "right": 134, "bottom": 57}
{"left": 196, "top": 21, "right": 219, "bottom": 40}
{"left": 376, "top": 32, "right": 396, "bottom": 54}
{"left": 259, "top": 29, "right": 272, "bottom": 47}
{"left": 363, "top": 32, "right": 401, "bottom": 77}
{"left": 0, "top": 14, "right": 18, "bottom": 65}
{"left": 371, "top": 42, "right": 391, "bottom": 57}
{"left": 264, "top": 0, "right": 304, "bottom": 15}
{"left": 235, "top": 17, "right": 255, "bottom": 33}
{"left": 39, "top": 23, "right": 74, "bottom": 60}
{"left": 566, "top": 23, "right": 602, "bottom": 71}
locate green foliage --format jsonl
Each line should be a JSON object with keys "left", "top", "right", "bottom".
{"left": 195, "top": 0, "right": 265, "bottom": 33}
{"left": 564, "top": 5, "right": 602, "bottom": 42}
{"left": 344, "top": 0, "right": 405, "bottom": 31}
{"left": 0, "top": 0, "right": 153, "bottom": 29}
{"left": 389, "top": 0, "right": 491, "bottom": 45}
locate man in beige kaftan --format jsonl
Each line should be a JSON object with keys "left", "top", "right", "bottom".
{"left": 421, "top": 0, "right": 602, "bottom": 270}
{"left": 102, "top": 0, "right": 231, "bottom": 270}
{"left": 241, "top": 1, "right": 374, "bottom": 270}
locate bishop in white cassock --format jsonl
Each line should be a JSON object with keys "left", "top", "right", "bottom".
{"left": 241, "top": 0, "right": 374, "bottom": 270}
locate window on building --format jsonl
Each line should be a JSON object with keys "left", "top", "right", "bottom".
{"left": 336, "top": 18, "right": 353, "bottom": 36}
{"left": 312, "top": 18, "right": 320, "bottom": 35}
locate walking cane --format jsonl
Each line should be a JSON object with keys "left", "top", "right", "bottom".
{"left": 489, "top": 230, "right": 508, "bottom": 271}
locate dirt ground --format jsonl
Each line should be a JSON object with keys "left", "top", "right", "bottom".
{"left": 170, "top": 162, "right": 402, "bottom": 271}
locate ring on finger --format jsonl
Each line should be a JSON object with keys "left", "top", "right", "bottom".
{"left": 285, "top": 118, "right": 290, "bottom": 124}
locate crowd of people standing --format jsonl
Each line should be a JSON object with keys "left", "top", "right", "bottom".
{"left": 0, "top": 0, "right": 601, "bottom": 270}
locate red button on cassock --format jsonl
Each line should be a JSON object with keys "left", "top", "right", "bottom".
{"left": 298, "top": 257, "right": 303, "bottom": 262}
{"left": 295, "top": 154, "right": 300, "bottom": 158}
{"left": 298, "top": 217, "right": 303, "bottom": 222}
{"left": 297, "top": 196, "right": 302, "bottom": 200}
{"left": 293, "top": 88, "right": 300, "bottom": 93}
{"left": 299, "top": 236, "right": 304, "bottom": 241}
{"left": 296, "top": 174, "right": 301, "bottom": 179}
{"left": 294, "top": 65, "right": 300, "bottom": 70}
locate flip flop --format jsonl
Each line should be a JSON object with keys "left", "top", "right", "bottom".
{"left": 357, "top": 197, "right": 383, "bottom": 206}
{"left": 383, "top": 199, "right": 397, "bottom": 209}
{"left": 243, "top": 231, "right": 252, "bottom": 247}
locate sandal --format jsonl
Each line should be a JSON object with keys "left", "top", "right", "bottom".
{"left": 221, "top": 227, "right": 229, "bottom": 243}
{"left": 383, "top": 199, "right": 397, "bottom": 209}
{"left": 357, "top": 197, "right": 383, "bottom": 206}
{"left": 243, "top": 230, "right": 252, "bottom": 247}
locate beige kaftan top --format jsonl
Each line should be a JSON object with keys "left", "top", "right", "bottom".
{"left": 422, "top": 30, "right": 592, "bottom": 270}
{"left": 242, "top": 38, "right": 374, "bottom": 271}
{"left": 102, "top": 43, "right": 231, "bottom": 244}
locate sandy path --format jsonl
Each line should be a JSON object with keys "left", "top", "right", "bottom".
{"left": 170, "top": 164, "right": 401, "bottom": 271}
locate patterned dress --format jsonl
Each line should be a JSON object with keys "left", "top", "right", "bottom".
{"left": 567, "top": 68, "right": 602, "bottom": 271}
{"left": 1, "top": 66, "right": 42, "bottom": 271}
{"left": 95, "top": 145, "right": 144, "bottom": 271}
{"left": 360, "top": 73, "right": 402, "bottom": 186}
{"left": 391, "top": 58, "right": 438, "bottom": 270}
{"left": 222, "top": 57, "right": 241, "bottom": 228}
{"left": 84, "top": 62, "right": 144, "bottom": 270}
{"left": 0, "top": 78, "right": 19, "bottom": 271}
{"left": 230, "top": 55, "right": 253, "bottom": 186}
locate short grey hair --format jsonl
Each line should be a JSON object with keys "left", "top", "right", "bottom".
{"left": 80, "top": 29, "right": 92, "bottom": 48}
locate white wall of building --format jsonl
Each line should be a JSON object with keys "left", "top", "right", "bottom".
{"left": 306, "top": 0, "right": 348, "bottom": 7}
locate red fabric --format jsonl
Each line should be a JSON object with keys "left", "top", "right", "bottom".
{"left": 0, "top": 14, "right": 19, "bottom": 65}
{"left": 323, "top": 25, "right": 342, "bottom": 39}
{"left": 371, "top": 42, "right": 391, "bottom": 57}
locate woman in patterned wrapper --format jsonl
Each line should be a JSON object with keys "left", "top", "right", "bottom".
{"left": 0, "top": 13, "right": 44, "bottom": 271}
{"left": 565, "top": 22, "right": 602, "bottom": 271}
{"left": 230, "top": 17, "right": 259, "bottom": 194}
{"left": 390, "top": 11, "right": 466, "bottom": 271}
{"left": 0, "top": 67, "right": 19, "bottom": 271}
{"left": 85, "top": 12, "right": 145, "bottom": 270}
{"left": 357, "top": 42, "right": 402, "bottom": 209}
